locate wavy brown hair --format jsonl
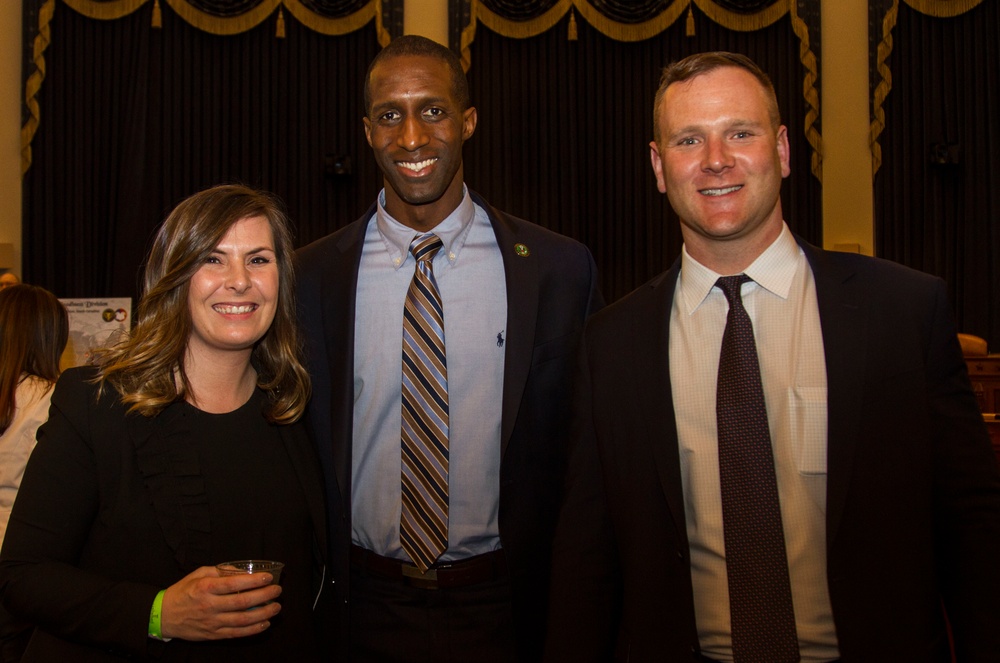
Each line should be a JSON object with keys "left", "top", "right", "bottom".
{"left": 0, "top": 285, "right": 69, "bottom": 433}
{"left": 96, "top": 184, "right": 310, "bottom": 423}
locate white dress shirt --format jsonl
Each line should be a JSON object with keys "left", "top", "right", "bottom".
{"left": 669, "top": 224, "right": 840, "bottom": 661}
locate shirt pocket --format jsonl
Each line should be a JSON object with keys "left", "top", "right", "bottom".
{"left": 789, "top": 386, "right": 827, "bottom": 475}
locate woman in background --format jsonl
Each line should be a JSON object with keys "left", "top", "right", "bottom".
{"left": 0, "top": 284, "right": 68, "bottom": 662}
{"left": 0, "top": 185, "right": 327, "bottom": 661}
{"left": 0, "top": 284, "right": 68, "bottom": 547}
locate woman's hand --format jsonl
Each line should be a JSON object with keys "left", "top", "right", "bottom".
{"left": 159, "top": 566, "right": 282, "bottom": 641}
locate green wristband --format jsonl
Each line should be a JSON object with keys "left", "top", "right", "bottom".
{"left": 148, "top": 589, "right": 166, "bottom": 640}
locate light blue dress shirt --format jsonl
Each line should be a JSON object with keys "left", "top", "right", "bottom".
{"left": 351, "top": 187, "right": 507, "bottom": 561}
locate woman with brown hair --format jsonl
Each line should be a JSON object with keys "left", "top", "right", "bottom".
{"left": 0, "top": 284, "right": 68, "bottom": 663}
{"left": 0, "top": 185, "right": 328, "bottom": 661}
{"left": 0, "top": 284, "right": 68, "bottom": 545}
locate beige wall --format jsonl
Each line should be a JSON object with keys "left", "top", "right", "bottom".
{"left": 820, "top": 0, "right": 874, "bottom": 254}
{"left": 0, "top": 1, "right": 874, "bottom": 273}
{"left": 1, "top": 2, "right": 22, "bottom": 275}
{"left": 404, "top": 0, "right": 449, "bottom": 46}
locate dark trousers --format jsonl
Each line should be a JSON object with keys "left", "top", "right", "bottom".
{"left": 349, "top": 566, "right": 517, "bottom": 663}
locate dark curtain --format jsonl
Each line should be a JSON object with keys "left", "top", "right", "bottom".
{"left": 23, "top": 2, "right": 383, "bottom": 300}
{"left": 464, "top": 8, "right": 822, "bottom": 302}
{"left": 873, "top": 1, "right": 1000, "bottom": 348}
{"left": 23, "top": 0, "right": 821, "bottom": 306}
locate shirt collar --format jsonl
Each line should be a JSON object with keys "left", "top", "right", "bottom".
{"left": 678, "top": 222, "right": 800, "bottom": 314}
{"left": 375, "top": 186, "right": 476, "bottom": 270}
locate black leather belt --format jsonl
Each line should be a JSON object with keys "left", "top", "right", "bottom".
{"left": 350, "top": 545, "right": 508, "bottom": 590}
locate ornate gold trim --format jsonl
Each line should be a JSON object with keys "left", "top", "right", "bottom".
{"left": 458, "top": 1, "right": 478, "bottom": 72}
{"left": 474, "top": 0, "right": 572, "bottom": 40}
{"left": 375, "top": 0, "right": 391, "bottom": 47}
{"left": 466, "top": 0, "right": 819, "bottom": 180}
{"left": 789, "top": 3, "right": 822, "bottom": 182}
{"left": 471, "top": 0, "right": 792, "bottom": 42}
{"left": 164, "top": 0, "right": 280, "bottom": 36}
{"left": 870, "top": 0, "right": 898, "bottom": 177}
{"left": 284, "top": 0, "right": 378, "bottom": 37}
{"left": 693, "top": 0, "right": 789, "bottom": 32}
{"left": 62, "top": 0, "right": 146, "bottom": 20}
{"left": 64, "top": 0, "right": 383, "bottom": 36}
{"left": 903, "top": 0, "right": 983, "bottom": 18}
{"left": 574, "top": 0, "right": 687, "bottom": 42}
{"left": 472, "top": 1, "right": 690, "bottom": 43}
{"left": 22, "top": 0, "right": 57, "bottom": 175}
{"left": 869, "top": 0, "right": 982, "bottom": 177}
{"left": 22, "top": 0, "right": 382, "bottom": 176}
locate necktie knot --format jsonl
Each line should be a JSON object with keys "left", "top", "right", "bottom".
{"left": 716, "top": 274, "right": 752, "bottom": 307}
{"left": 411, "top": 233, "right": 443, "bottom": 263}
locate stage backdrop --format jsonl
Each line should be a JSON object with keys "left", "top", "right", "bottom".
{"left": 21, "top": 0, "right": 821, "bottom": 306}
{"left": 869, "top": 0, "right": 999, "bottom": 349}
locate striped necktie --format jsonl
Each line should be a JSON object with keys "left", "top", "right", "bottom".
{"left": 400, "top": 233, "right": 449, "bottom": 573}
{"left": 715, "top": 275, "right": 799, "bottom": 663}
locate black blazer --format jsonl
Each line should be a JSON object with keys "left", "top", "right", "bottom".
{"left": 295, "top": 190, "right": 603, "bottom": 660}
{"left": 546, "top": 238, "right": 1000, "bottom": 662}
{"left": 0, "top": 367, "right": 328, "bottom": 661}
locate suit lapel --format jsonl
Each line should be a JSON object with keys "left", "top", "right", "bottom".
{"left": 799, "top": 241, "right": 867, "bottom": 546}
{"left": 473, "top": 193, "right": 538, "bottom": 457}
{"left": 640, "top": 263, "right": 690, "bottom": 546}
{"left": 325, "top": 210, "right": 371, "bottom": 508}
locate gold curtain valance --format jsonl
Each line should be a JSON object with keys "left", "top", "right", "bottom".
{"left": 63, "top": 0, "right": 146, "bottom": 18}
{"left": 905, "top": 0, "right": 984, "bottom": 18}
{"left": 22, "top": 0, "right": 56, "bottom": 176}
{"left": 463, "top": 0, "right": 822, "bottom": 182}
{"left": 23, "top": 0, "right": 388, "bottom": 175}
{"left": 468, "top": 0, "right": 793, "bottom": 44}
{"left": 61, "top": 0, "right": 383, "bottom": 36}
{"left": 869, "top": 0, "right": 984, "bottom": 176}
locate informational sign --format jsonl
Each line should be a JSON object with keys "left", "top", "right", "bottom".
{"left": 59, "top": 298, "right": 132, "bottom": 369}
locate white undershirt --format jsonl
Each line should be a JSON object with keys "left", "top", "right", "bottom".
{"left": 0, "top": 375, "right": 53, "bottom": 550}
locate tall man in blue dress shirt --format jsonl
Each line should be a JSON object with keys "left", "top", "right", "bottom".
{"left": 296, "top": 35, "right": 602, "bottom": 662}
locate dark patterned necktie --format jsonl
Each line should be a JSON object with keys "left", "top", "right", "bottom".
{"left": 400, "top": 233, "right": 449, "bottom": 573}
{"left": 715, "top": 275, "right": 800, "bottom": 663}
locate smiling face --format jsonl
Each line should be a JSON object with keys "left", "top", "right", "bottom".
{"left": 363, "top": 53, "right": 477, "bottom": 231}
{"left": 649, "top": 66, "right": 790, "bottom": 273}
{"left": 186, "top": 215, "right": 278, "bottom": 363}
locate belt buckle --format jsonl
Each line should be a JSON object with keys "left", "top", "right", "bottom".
{"left": 401, "top": 564, "right": 439, "bottom": 589}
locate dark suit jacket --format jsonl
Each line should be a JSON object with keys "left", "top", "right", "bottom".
{"left": 0, "top": 367, "right": 328, "bottom": 662}
{"left": 546, "top": 238, "right": 1000, "bottom": 662}
{"left": 295, "top": 190, "right": 603, "bottom": 660}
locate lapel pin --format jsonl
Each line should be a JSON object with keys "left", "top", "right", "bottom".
{"left": 514, "top": 243, "right": 530, "bottom": 257}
